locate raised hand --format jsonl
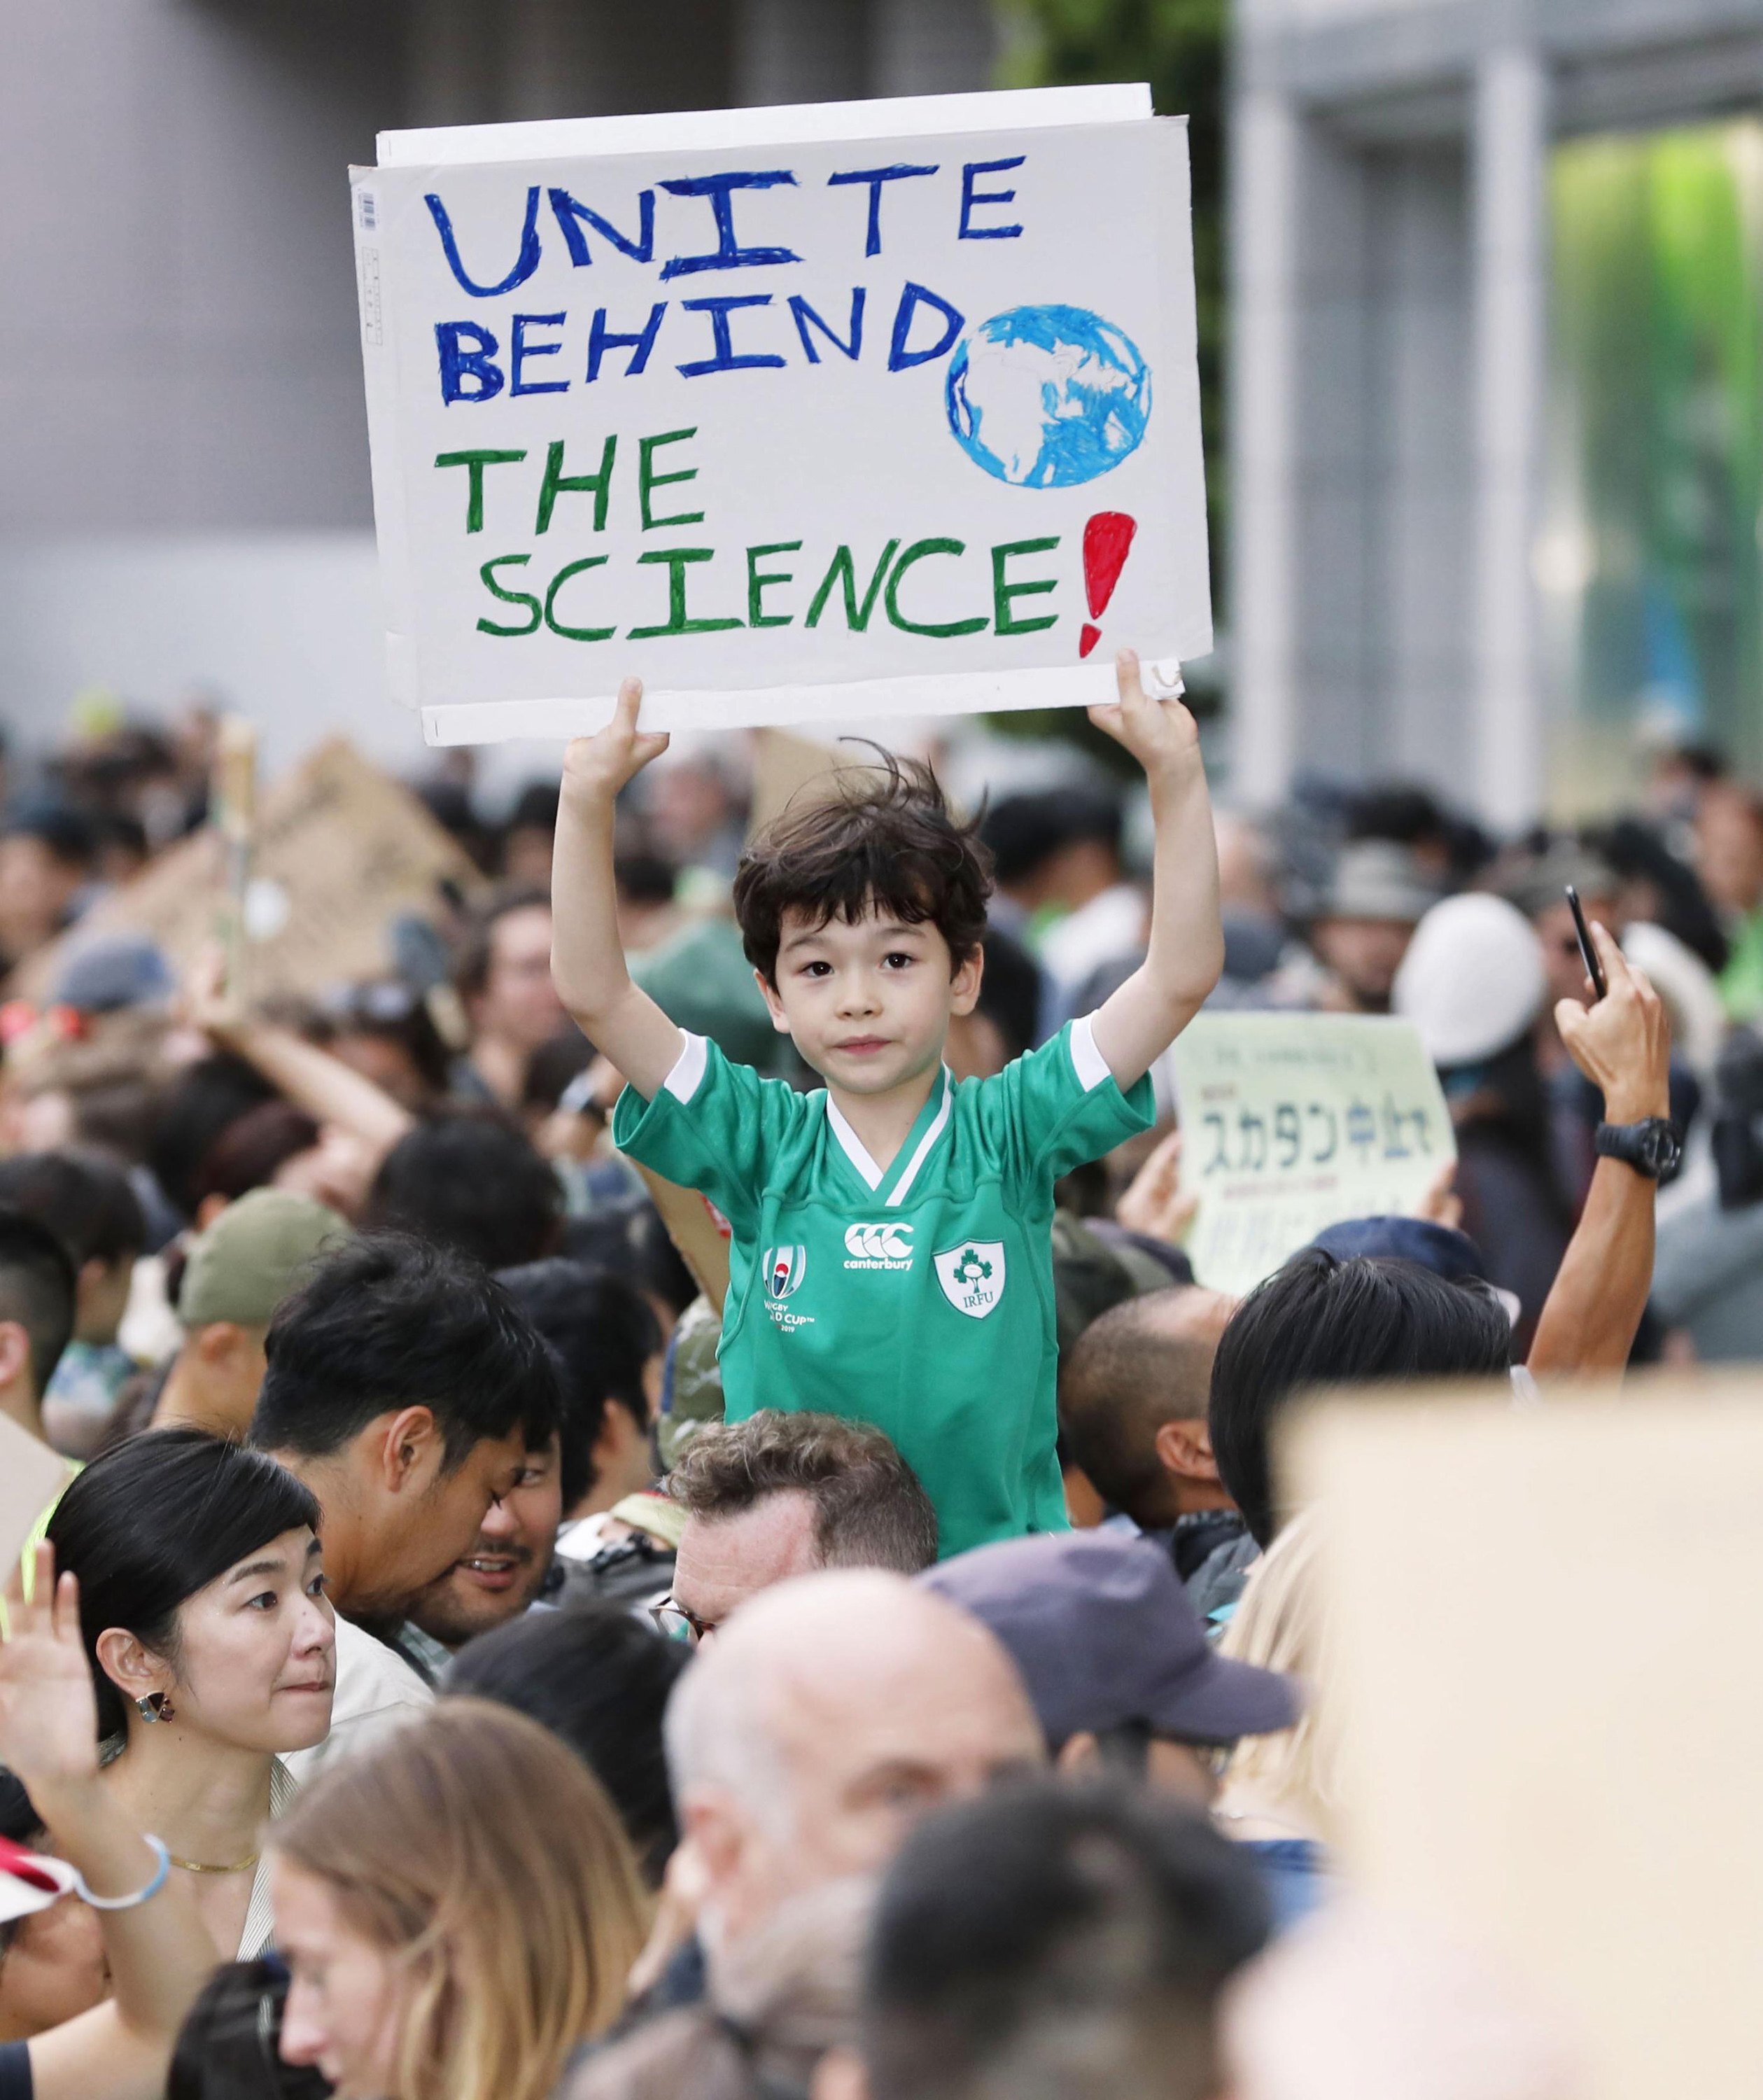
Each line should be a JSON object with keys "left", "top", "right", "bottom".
{"left": 1086, "top": 650, "right": 1202, "bottom": 785}
{"left": 1554, "top": 921, "right": 1671, "bottom": 1125}
{"left": 0, "top": 1544, "right": 100, "bottom": 1800}
{"left": 561, "top": 678, "right": 671, "bottom": 804}
{"left": 1116, "top": 1128, "right": 1198, "bottom": 1247}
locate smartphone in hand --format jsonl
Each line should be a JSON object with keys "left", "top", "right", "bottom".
{"left": 1564, "top": 884, "right": 1608, "bottom": 1002}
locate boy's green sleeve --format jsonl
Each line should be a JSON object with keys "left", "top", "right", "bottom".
{"left": 611, "top": 1032, "right": 794, "bottom": 1236}
{"left": 981, "top": 1015, "right": 1156, "bottom": 1193}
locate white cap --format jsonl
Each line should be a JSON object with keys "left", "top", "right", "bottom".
{"left": 1393, "top": 893, "right": 1546, "bottom": 1067}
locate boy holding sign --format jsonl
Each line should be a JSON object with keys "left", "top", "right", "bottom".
{"left": 552, "top": 652, "right": 1221, "bottom": 1556}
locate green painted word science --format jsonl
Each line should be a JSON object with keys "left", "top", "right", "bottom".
{"left": 438, "top": 427, "right": 1061, "bottom": 644}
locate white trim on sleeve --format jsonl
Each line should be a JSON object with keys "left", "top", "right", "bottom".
{"left": 1069, "top": 1014, "right": 1113, "bottom": 1093}
{"left": 661, "top": 1032, "right": 710, "bottom": 1104}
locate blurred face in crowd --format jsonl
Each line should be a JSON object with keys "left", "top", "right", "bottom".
{"left": 0, "top": 1889, "right": 107, "bottom": 2040}
{"left": 1312, "top": 916, "right": 1414, "bottom": 1014}
{"left": 759, "top": 905, "right": 981, "bottom": 1100}
{"left": 275, "top": 1861, "right": 406, "bottom": 2098}
{"left": 98, "top": 1529, "right": 336, "bottom": 1755}
{"left": 405, "top": 1436, "right": 563, "bottom": 1650}
{"left": 475, "top": 903, "right": 566, "bottom": 1052}
{"left": 647, "top": 757, "right": 734, "bottom": 863}
{"left": 670, "top": 1489, "right": 824, "bottom": 1640}
{"left": 0, "top": 837, "right": 84, "bottom": 963}
{"left": 1696, "top": 783, "right": 1763, "bottom": 917}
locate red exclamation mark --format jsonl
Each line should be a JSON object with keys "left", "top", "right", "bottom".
{"left": 1079, "top": 512, "right": 1137, "bottom": 659}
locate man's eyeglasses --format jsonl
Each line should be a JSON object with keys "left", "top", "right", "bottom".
{"left": 649, "top": 1595, "right": 717, "bottom": 1646}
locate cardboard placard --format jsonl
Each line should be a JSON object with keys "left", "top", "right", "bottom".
{"left": 1168, "top": 1014, "right": 1455, "bottom": 1297}
{"left": 349, "top": 84, "right": 1208, "bottom": 745}
{"left": 15, "top": 741, "right": 482, "bottom": 1007}
{"left": 1285, "top": 1379, "right": 1763, "bottom": 2100}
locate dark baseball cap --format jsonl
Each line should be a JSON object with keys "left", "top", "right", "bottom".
{"left": 1309, "top": 1214, "right": 1487, "bottom": 1284}
{"left": 920, "top": 1531, "right": 1298, "bottom": 1749}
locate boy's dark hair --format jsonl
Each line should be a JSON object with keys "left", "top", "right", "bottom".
{"left": 496, "top": 1257, "right": 662, "bottom": 1510}
{"left": 1209, "top": 1248, "right": 1513, "bottom": 1548}
{"left": 732, "top": 754, "right": 992, "bottom": 983}
{"left": 251, "top": 1233, "right": 560, "bottom": 1469}
{"left": 864, "top": 1779, "right": 1270, "bottom": 2100}
{"left": 444, "top": 1602, "right": 687, "bottom": 1887}
{"left": 0, "top": 1150, "right": 146, "bottom": 1269}
{"left": 0, "top": 1207, "right": 78, "bottom": 1396}
{"left": 46, "top": 1429, "right": 320, "bottom": 1740}
{"left": 668, "top": 1408, "right": 939, "bottom": 1572}
{"left": 363, "top": 1112, "right": 563, "bottom": 1270}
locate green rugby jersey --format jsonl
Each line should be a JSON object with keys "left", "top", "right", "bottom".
{"left": 612, "top": 1017, "right": 1153, "bottom": 1558}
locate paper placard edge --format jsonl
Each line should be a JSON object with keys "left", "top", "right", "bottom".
{"left": 420, "top": 660, "right": 1134, "bottom": 746}
{"left": 379, "top": 83, "right": 1155, "bottom": 169}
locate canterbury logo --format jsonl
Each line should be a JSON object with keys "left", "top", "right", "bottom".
{"left": 843, "top": 1222, "right": 914, "bottom": 1262}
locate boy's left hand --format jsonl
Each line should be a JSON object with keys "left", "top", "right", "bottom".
{"left": 1087, "top": 651, "right": 1201, "bottom": 783}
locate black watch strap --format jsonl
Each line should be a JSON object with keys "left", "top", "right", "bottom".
{"left": 1594, "top": 1117, "right": 1683, "bottom": 1180}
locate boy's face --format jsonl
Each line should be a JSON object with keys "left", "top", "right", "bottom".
{"left": 759, "top": 905, "right": 983, "bottom": 1098}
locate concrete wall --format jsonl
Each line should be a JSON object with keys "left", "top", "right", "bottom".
{"left": 0, "top": 0, "right": 994, "bottom": 780}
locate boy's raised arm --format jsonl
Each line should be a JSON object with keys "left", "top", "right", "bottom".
{"left": 551, "top": 678, "right": 687, "bottom": 1101}
{"left": 1087, "top": 651, "right": 1225, "bottom": 1089}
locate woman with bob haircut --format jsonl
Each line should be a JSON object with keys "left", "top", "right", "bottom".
{"left": 270, "top": 1699, "right": 649, "bottom": 2100}
{"left": 42, "top": 1429, "right": 335, "bottom": 1977}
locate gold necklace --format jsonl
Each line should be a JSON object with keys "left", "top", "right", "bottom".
{"left": 169, "top": 1851, "right": 260, "bottom": 1875}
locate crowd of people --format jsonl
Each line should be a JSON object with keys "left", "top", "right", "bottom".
{"left": 0, "top": 662, "right": 1743, "bottom": 2099}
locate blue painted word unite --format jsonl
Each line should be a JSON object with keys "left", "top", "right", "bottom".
{"left": 426, "top": 157, "right": 1030, "bottom": 405}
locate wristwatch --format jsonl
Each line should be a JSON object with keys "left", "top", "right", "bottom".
{"left": 1594, "top": 1117, "right": 1683, "bottom": 1181}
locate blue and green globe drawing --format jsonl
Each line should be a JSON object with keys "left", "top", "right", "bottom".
{"left": 945, "top": 304, "right": 1152, "bottom": 489}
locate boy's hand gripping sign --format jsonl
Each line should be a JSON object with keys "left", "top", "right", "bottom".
{"left": 350, "top": 85, "right": 1208, "bottom": 744}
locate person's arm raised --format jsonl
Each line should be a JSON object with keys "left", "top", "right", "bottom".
{"left": 551, "top": 678, "right": 685, "bottom": 1102}
{"left": 1, "top": 1545, "right": 216, "bottom": 2100}
{"left": 1087, "top": 652, "right": 1225, "bottom": 1090}
{"left": 1527, "top": 920, "right": 1671, "bottom": 1378}
{"left": 186, "top": 946, "right": 415, "bottom": 1166}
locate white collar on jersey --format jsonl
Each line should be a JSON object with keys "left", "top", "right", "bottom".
{"left": 824, "top": 1067, "right": 953, "bottom": 1205}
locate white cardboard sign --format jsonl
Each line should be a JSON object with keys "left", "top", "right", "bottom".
{"left": 1168, "top": 1014, "right": 1456, "bottom": 1298}
{"left": 349, "top": 85, "right": 1207, "bottom": 745}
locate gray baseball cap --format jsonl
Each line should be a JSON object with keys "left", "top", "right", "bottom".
{"left": 920, "top": 1530, "right": 1298, "bottom": 1749}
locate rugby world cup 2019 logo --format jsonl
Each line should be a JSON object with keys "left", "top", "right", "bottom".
{"left": 762, "top": 1245, "right": 808, "bottom": 1302}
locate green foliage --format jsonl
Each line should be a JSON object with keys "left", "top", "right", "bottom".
{"left": 995, "top": 0, "right": 1228, "bottom": 566}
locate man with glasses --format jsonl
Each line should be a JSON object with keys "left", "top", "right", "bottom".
{"left": 650, "top": 1409, "right": 938, "bottom": 1646}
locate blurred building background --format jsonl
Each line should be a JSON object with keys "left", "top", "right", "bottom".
{"left": 0, "top": 0, "right": 995, "bottom": 780}
{"left": 5, "top": 0, "right": 1763, "bottom": 820}
{"left": 1232, "top": 0, "right": 1763, "bottom": 825}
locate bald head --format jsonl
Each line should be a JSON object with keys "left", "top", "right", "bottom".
{"left": 1060, "top": 1286, "right": 1237, "bottom": 1528}
{"left": 667, "top": 1570, "right": 1043, "bottom": 1946}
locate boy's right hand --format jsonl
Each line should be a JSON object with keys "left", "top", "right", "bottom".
{"left": 562, "top": 677, "right": 670, "bottom": 803}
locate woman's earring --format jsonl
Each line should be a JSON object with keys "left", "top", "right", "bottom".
{"left": 135, "top": 1693, "right": 174, "bottom": 1723}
